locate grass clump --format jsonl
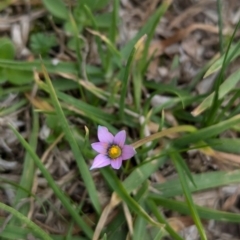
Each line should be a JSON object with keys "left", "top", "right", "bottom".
{"left": 0, "top": 0, "right": 240, "bottom": 240}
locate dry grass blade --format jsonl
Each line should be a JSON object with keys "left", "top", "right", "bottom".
{"left": 93, "top": 193, "right": 121, "bottom": 240}
{"left": 210, "top": 150, "right": 240, "bottom": 167}
{"left": 25, "top": 93, "right": 54, "bottom": 111}
{"left": 123, "top": 202, "right": 134, "bottom": 237}
{"left": 168, "top": 216, "right": 194, "bottom": 232}
{"left": 132, "top": 125, "right": 196, "bottom": 149}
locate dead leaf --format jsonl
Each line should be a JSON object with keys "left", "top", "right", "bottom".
{"left": 25, "top": 93, "right": 54, "bottom": 111}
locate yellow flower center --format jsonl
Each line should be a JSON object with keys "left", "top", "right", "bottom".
{"left": 108, "top": 145, "right": 122, "bottom": 159}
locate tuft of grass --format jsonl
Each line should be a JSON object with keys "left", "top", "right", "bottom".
{"left": 9, "top": 124, "right": 94, "bottom": 239}
{"left": 11, "top": 110, "right": 39, "bottom": 224}
{"left": 170, "top": 152, "right": 207, "bottom": 240}
{"left": 0, "top": 202, "right": 52, "bottom": 240}
{"left": 42, "top": 64, "right": 101, "bottom": 214}
{"left": 2, "top": 0, "right": 240, "bottom": 239}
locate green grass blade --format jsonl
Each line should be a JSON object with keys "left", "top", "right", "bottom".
{"left": 9, "top": 125, "right": 94, "bottom": 239}
{"left": 206, "top": 20, "right": 240, "bottom": 125}
{"left": 153, "top": 229, "right": 165, "bottom": 240}
{"left": 101, "top": 168, "right": 163, "bottom": 228}
{"left": 121, "top": 0, "right": 171, "bottom": 59}
{"left": 140, "top": 0, "right": 171, "bottom": 72}
{"left": 0, "top": 59, "right": 102, "bottom": 79}
{"left": 192, "top": 69, "right": 240, "bottom": 116}
{"left": 69, "top": 13, "right": 82, "bottom": 77}
{"left": 132, "top": 68, "right": 142, "bottom": 112}
{"left": 42, "top": 64, "right": 101, "bottom": 214}
{"left": 218, "top": 89, "right": 240, "bottom": 120}
{"left": 87, "top": 28, "right": 121, "bottom": 59}
{"left": 152, "top": 169, "right": 240, "bottom": 198}
{"left": 119, "top": 36, "right": 143, "bottom": 119}
{"left": 12, "top": 110, "right": 38, "bottom": 218}
{"left": 173, "top": 114, "right": 240, "bottom": 148}
{"left": 170, "top": 152, "right": 207, "bottom": 240}
{"left": 56, "top": 90, "right": 116, "bottom": 122}
{"left": 109, "top": 0, "right": 118, "bottom": 44}
{"left": 176, "top": 151, "right": 196, "bottom": 187}
{"left": 102, "top": 233, "right": 108, "bottom": 240}
{"left": 147, "top": 199, "right": 184, "bottom": 240}
{"left": 42, "top": 0, "right": 68, "bottom": 20}
{"left": 0, "top": 99, "right": 27, "bottom": 117}
{"left": 150, "top": 196, "right": 240, "bottom": 223}
{"left": 207, "top": 138, "right": 240, "bottom": 154}
{"left": 123, "top": 156, "right": 167, "bottom": 193}
{"left": 0, "top": 202, "right": 52, "bottom": 240}
{"left": 105, "top": 0, "right": 119, "bottom": 75}
{"left": 83, "top": 5, "right": 106, "bottom": 69}
{"left": 204, "top": 41, "right": 240, "bottom": 78}
{"left": 133, "top": 216, "right": 147, "bottom": 240}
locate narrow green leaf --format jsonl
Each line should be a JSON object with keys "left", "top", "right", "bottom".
{"left": 176, "top": 152, "right": 196, "bottom": 187}
{"left": 9, "top": 125, "right": 94, "bottom": 239}
{"left": 83, "top": 5, "right": 106, "bottom": 69}
{"left": 121, "top": 0, "right": 171, "bottom": 59}
{"left": 133, "top": 69, "right": 142, "bottom": 112}
{"left": 102, "top": 233, "right": 108, "bottom": 240}
{"left": 101, "top": 168, "right": 163, "bottom": 228}
{"left": 56, "top": 91, "right": 116, "bottom": 121}
{"left": 41, "top": 0, "right": 68, "bottom": 20}
{"left": 119, "top": 39, "right": 137, "bottom": 119}
{"left": 192, "top": 69, "right": 240, "bottom": 116}
{"left": 204, "top": 41, "right": 240, "bottom": 78}
{"left": 150, "top": 196, "right": 240, "bottom": 223}
{"left": 0, "top": 37, "right": 15, "bottom": 60}
{"left": 68, "top": 13, "right": 83, "bottom": 78}
{"left": 170, "top": 152, "right": 207, "bottom": 240}
{"left": 173, "top": 114, "right": 240, "bottom": 148}
{"left": 105, "top": 0, "right": 119, "bottom": 74}
{"left": 207, "top": 138, "right": 240, "bottom": 154}
{"left": 0, "top": 99, "right": 27, "bottom": 117}
{"left": 6, "top": 68, "right": 33, "bottom": 84}
{"left": 13, "top": 110, "right": 38, "bottom": 218}
{"left": 147, "top": 199, "right": 184, "bottom": 240}
{"left": 153, "top": 230, "right": 165, "bottom": 240}
{"left": 0, "top": 202, "right": 52, "bottom": 240}
{"left": 152, "top": 169, "right": 240, "bottom": 198}
{"left": 0, "top": 59, "right": 102, "bottom": 80}
{"left": 218, "top": 89, "right": 240, "bottom": 120}
{"left": 123, "top": 156, "right": 166, "bottom": 193}
{"left": 42, "top": 64, "right": 101, "bottom": 214}
{"left": 133, "top": 215, "right": 147, "bottom": 240}
{"left": 205, "top": 20, "right": 240, "bottom": 125}
{"left": 140, "top": 0, "right": 171, "bottom": 72}
{"left": 87, "top": 28, "right": 121, "bottom": 59}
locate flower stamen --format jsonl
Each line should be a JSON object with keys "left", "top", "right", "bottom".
{"left": 108, "top": 145, "right": 122, "bottom": 159}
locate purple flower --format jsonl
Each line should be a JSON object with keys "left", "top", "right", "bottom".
{"left": 90, "top": 126, "right": 136, "bottom": 170}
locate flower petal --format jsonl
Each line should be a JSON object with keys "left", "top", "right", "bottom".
{"left": 122, "top": 145, "right": 136, "bottom": 160}
{"left": 113, "top": 130, "right": 126, "bottom": 147}
{"left": 91, "top": 142, "right": 108, "bottom": 154}
{"left": 98, "top": 126, "right": 114, "bottom": 143}
{"left": 90, "top": 154, "right": 111, "bottom": 170}
{"left": 110, "top": 157, "right": 123, "bottom": 169}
